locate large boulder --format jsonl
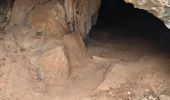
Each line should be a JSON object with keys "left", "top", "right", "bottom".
{"left": 33, "top": 44, "right": 70, "bottom": 84}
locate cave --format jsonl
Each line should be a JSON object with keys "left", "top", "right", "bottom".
{"left": 0, "top": 0, "right": 170, "bottom": 99}
{"left": 89, "top": 0, "right": 170, "bottom": 41}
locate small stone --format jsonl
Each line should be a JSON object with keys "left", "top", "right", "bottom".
{"left": 128, "top": 91, "right": 131, "bottom": 95}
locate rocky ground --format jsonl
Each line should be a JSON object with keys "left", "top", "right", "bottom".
{"left": 87, "top": 29, "right": 170, "bottom": 100}
{"left": 0, "top": 28, "right": 170, "bottom": 100}
{"left": 0, "top": 0, "right": 170, "bottom": 99}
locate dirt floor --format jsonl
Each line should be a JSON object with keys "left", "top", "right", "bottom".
{"left": 0, "top": 28, "right": 170, "bottom": 100}
{"left": 86, "top": 29, "right": 170, "bottom": 100}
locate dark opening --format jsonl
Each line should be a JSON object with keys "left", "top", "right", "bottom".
{"left": 89, "top": 0, "right": 170, "bottom": 42}
{"left": 0, "top": 0, "right": 15, "bottom": 30}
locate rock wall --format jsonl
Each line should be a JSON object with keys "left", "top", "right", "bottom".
{"left": 125, "top": 0, "right": 170, "bottom": 29}
{"left": 10, "top": 0, "right": 101, "bottom": 38}
{"left": 4, "top": 0, "right": 101, "bottom": 83}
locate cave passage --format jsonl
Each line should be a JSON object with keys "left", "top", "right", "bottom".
{"left": 90, "top": 0, "right": 170, "bottom": 41}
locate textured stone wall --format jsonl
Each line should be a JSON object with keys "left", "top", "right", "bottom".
{"left": 4, "top": 0, "right": 101, "bottom": 82}
{"left": 10, "top": 0, "right": 101, "bottom": 38}
{"left": 125, "top": 0, "right": 170, "bottom": 29}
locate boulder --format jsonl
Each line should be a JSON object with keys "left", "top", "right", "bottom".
{"left": 33, "top": 45, "right": 70, "bottom": 84}
{"left": 63, "top": 33, "right": 87, "bottom": 65}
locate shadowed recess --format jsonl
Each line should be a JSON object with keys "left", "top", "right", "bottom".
{"left": 90, "top": 0, "right": 170, "bottom": 41}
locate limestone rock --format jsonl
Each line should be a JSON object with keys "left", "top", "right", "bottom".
{"left": 27, "top": 0, "right": 69, "bottom": 39}
{"left": 10, "top": 0, "right": 101, "bottom": 38}
{"left": 63, "top": 33, "right": 87, "bottom": 65}
{"left": 10, "top": 0, "right": 47, "bottom": 25}
{"left": 33, "top": 45, "right": 70, "bottom": 83}
{"left": 72, "top": 0, "right": 101, "bottom": 38}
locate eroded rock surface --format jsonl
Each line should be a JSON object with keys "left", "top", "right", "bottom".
{"left": 33, "top": 44, "right": 70, "bottom": 84}
{"left": 63, "top": 33, "right": 87, "bottom": 65}
{"left": 2, "top": 0, "right": 101, "bottom": 84}
{"left": 1, "top": 0, "right": 170, "bottom": 99}
{"left": 10, "top": 0, "right": 101, "bottom": 38}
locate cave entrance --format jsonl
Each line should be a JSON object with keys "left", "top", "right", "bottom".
{"left": 87, "top": 0, "right": 170, "bottom": 59}
{"left": 89, "top": 0, "right": 170, "bottom": 41}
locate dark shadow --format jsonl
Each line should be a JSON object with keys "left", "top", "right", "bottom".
{"left": 90, "top": 0, "right": 170, "bottom": 41}
{"left": 0, "top": 0, "right": 15, "bottom": 30}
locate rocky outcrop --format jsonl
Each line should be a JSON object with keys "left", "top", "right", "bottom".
{"left": 33, "top": 44, "right": 70, "bottom": 84}
{"left": 125, "top": 0, "right": 170, "bottom": 29}
{"left": 10, "top": 0, "right": 101, "bottom": 38}
{"left": 5, "top": 0, "right": 101, "bottom": 82}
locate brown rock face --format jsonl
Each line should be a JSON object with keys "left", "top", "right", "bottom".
{"left": 6, "top": 0, "right": 101, "bottom": 82}
{"left": 27, "top": 0, "right": 69, "bottom": 39}
{"left": 63, "top": 33, "right": 87, "bottom": 65}
{"left": 10, "top": 0, "right": 48, "bottom": 25}
{"left": 10, "top": 0, "right": 101, "bottom": 38}
{"left": 34, "top": 45, "right": 69, "bottom": 83}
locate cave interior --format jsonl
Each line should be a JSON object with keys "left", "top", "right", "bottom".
{"left": 0, "top": 0, "right": 170, "bottom": 99}
{"left": 89, "top": 0, "right": 170, "bottom": 44}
